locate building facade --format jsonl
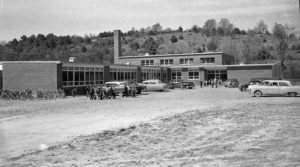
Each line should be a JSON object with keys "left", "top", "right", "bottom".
{"left": 113, "top": 30, "right": 280, "bottom": 85}
{"left": 0, "top": 29, "right": 280, "bottom": 93}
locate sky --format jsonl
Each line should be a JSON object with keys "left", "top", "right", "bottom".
{"left": 0, "top": 0, "right": 299, "bottom": 41}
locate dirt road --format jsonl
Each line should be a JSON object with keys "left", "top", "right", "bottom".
{"left": 0, "top": 87, "right": 299, "bottom": 165}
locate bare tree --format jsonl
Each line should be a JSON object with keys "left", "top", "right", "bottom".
{"left": 272, "top": 23, "right": 296, "bottom": 78}
{"left": 254, "top": 20, "right": 268, "bottom": 34}
{"left": 239, "top": 38, "right": 253, "bottom": 64}
{"left": 218, "top": 18, "right": 234, "bottom": 35}
{"left": 207, "top": 36, "right": 219, "bottom": 52}
{"left": 203, "top": 19, "right": 217, "bottom": 36}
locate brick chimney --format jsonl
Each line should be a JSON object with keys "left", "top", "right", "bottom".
{"left": 114, "top": 30, "right": 121, "bottom": 64}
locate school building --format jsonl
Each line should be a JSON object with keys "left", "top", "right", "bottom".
{"left": 0, "top": 30, "right": 280, "bottom": 93}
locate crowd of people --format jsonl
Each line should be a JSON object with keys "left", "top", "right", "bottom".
{"left": 0, "top": 89, "right": 65, "bottom": 100}
{"left": 85, "top": 84, "right": 137, "bottom": 100}
{"left": 199, "top": 78, "right": 224, "bottom": 88}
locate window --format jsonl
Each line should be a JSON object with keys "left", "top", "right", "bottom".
{"left": 160, "top": 59, "right": 174, "bottom": 66}
{"left": 188, "top": 69, "right": 199, "bottom": 80}
{"left": 142, "top": 60, "right": 154, "bottom": 66}
{"left": 179, "top": 58, "right": 193, "bottom": 65}
{"left": 171, "top": 69, "right": 182, "bottom": 81}
{"left": 200, "top": 57, "right": 215, "bottom": 63}
{"left": 270, "top": 82, "right": 278, "bottom": 86}
{"left": 279, "top": 82, "right": 289, "bottom": 86}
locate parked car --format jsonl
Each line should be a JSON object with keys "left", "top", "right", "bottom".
{"left": 140, "top": 79, "right": 167, "bottom": 91}
{"left": 224, "top": 79, "right": 239, "bottom": 88}
{"left": 239, "top": 78, "right": 271, "bottom": 92}
{"left": 168, "top": 80, "right": 195, "bottom": 89}
{"left": 248, "top": 80, "right": 300, "bottom": 97}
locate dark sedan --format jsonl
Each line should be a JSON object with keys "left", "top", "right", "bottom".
{"left": 168, "top": 81, "right": 195, "bottom": 89}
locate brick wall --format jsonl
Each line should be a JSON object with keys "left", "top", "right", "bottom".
{"left": 2, "top": 62, "right": 60, "bottom": 91}
{"left": 227, "top": 69, "right": 273, "bottom": 84}
{"left": 117, "top": 53, "right": 224, "bottom": 66}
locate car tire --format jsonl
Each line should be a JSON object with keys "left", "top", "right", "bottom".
{"left": 288, "top": 92, "right": 297, "bottom": 97}
{"left": 254, "top": 90, "right": 263, "bottom": 97}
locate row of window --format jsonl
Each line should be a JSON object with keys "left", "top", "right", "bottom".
{"left": 110, "top": 68, "right": 137, "bottom": 81}
{"left": 141, "top": 60, "right": 154, "bottom": 66}
{"left": 63, "top": 71, "right": 104, "bottom": 87}
{"left": 63, "top": 66, "right": 103, "bottom": 72}
{"left": 160, "top": 59, "right": 173, "bottom": 66}
{"left": 142, "top": 57, "right": 216, "bottom": 66}
{"left": 141, "top": 69, "right": 161, "bottom": 81}
{"left": 62, "top": 66, "right": 167, "bottom": 87}
{"left": 171, "top": 69, "right": 200, "bottom": 80}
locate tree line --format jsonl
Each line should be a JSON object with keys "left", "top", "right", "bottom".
{"left": 0, "top": 18, "right": 299, "bottom": 78}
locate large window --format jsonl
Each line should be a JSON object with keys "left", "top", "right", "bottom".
{"left": 160, "top": 59, "right": 173, "bottom": 66}
{"left": 200, "top": 57, "right": 215, "bottom": 63}
{"left": 171, "top": 69, "right": 182, "bottom": 81}
{"left": 188, "top": 69, "right": 199, "bottom": 80}
{"left": 110, "top": 68, "right": 137, "bottom": 81}
{"left": 179, "top": 58, "right": 193, "bottom": 65}
{"left": 141, "top": 60, "right": 154, "bottom": 66}
{"left": 62, "top": 65, "right": 104, "bottom": 87}
{"left": 141, "top": 69, "right": 161, "bottom": 80}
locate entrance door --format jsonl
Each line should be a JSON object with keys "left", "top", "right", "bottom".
{"left": 206, "top": 70, "right": 227, "bottom": 81}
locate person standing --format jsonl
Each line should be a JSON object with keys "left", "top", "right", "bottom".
{"left": 214, "top": 78, "right": 218, "bottom": 88}
{"left": 200, "top": 80, "right": 203, "bottom": 88}
{"left": 132, "top": 85, "right": 136, "bottom": 98}
{"left": 89, "top": 86, "right": 95, "bottom": 100}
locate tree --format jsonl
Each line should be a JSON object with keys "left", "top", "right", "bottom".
{"left": 217, "top": 27, "right": 224, "bottom": 36}
{"left": 142, "top": 37, "right": 159, "bottom": 55}
{"left": 178, "top": 26, "right": 183, "bottom": 32}
{"left": 170, "top": 35, "right": 178, "bottom": 43}
{"left": 207, "top": 37, "right": 219, "bottom": 52}
{"left": 254, "top": 20, "right": 268, "bottom": 34}
{"left": 218, "top": 18, "right": 234, "bottom": 35}
{"left": 203, "top": 19, "right": 217, "bottom": 36}
{"left": 232, "top": 27, "right": 241, "bottom": 35}
{"left": 129, "top": 42, "right": 140, "bottom": 50}
{"left": 178, "top": 35, "right": 184, "bottom": 40}
{"left": 272, "top": 23, "right": 296, "bottom": 78}
{"left": 81, "top": 46, "right": 87, "bottom": 53}
{"left": 191, "top": 25, "right": 200, "bottom": 33}
{"left": 152, "top": 23, "right": 163, "bottom": 33}
{"left": 196, "top": 47, "right": 203, "bottom": 53}
{"left": 239, "top": 38, "right": 254, "bottom": 64}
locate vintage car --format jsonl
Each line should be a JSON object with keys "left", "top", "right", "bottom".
{"left": 168, "top": 80, "right": 195, "bottom": 89}
{"left": 140, "top": 79, "right": 167, "bottom": 91}
{"left": 248, "top": 80, "right": 300, "bottom": 97}
{"left": 239, "top": 78, "right": 271, "bottom": 92}
{"left": 224, "top": 79, "right": 239, "bottom": 88}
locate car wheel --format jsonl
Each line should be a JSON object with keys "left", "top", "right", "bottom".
{"left": 288, "top": 92, "right": 297, "bottom": 97}
{"left": 254, "top": 90, "right": 263, "bottom": 97}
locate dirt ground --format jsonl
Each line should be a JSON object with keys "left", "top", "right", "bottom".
{"left": 0, "top": 87, "right": 300, "bottom": 166}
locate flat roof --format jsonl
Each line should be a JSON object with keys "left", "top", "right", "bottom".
{"left": 119, "top": 52, "right": 223, "bottom": 59}
{"left": 169, "top": 63, "right": 276, "bottom": 69}
{"left": 0, "top": 61, "right": 61, "bottom": 64}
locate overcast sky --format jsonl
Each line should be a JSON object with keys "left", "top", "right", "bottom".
{"left": 0, "top": 0, "right": 299, "bottom": 41}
